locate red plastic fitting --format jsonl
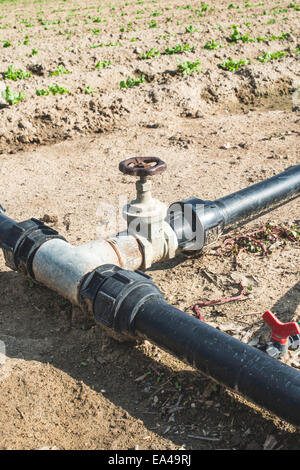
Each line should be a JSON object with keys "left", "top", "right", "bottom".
{"left": 263, "top": 310, "right": 300, "bottom": 344}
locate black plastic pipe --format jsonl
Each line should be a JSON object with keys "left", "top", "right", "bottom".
{"left": 134, "top": 297, "right": 300, "bottom": 426}
{"left": 215, "top": 164, "right": 300, "bottom": 226}
{"left": 0, "top": 211, "right": 19, "bottom": 245}
{"left": 81, "top": 264, "right": 300, "bottom": 428}
{"left": 169, "top": 165, "right": 300, "bottom": 250}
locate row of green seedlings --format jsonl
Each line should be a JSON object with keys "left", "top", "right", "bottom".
{"left": 1, "top": 60, "right": 202, "bottom": 104}
{"left": 0, "top": 4, "right": 216, "bottom": 36}
{"left": 0, "top": 0, "right": 297, "bottom": 43}
{"left": 1, "top": 40, "right": 38, "bottom": 56}
{"left": 1, "top": 0, "right": 295, "bottom": 41}
{"left": 1, "top": 83, "right": 72, "bottom": 105}
{"left": 2, "top": 64, "right": 72, "bottom": 81}
{"left": 120, "top": 59, "right": 201, "bottom": 88}
{"left": 0, "top": 12, "right": 294, "bottom": 49}
{"left": 89, "top": 26, "right": 293, "bottom": 53}
{"left": 228, "top": 25, "right": 292, "bottom": 44}
{"left": 2, "top": 0, "right": 298, "bottom": 35}
{"left": 219, "top": 46, "right": 299, "bottom": 71}
{"left": 1, "top": 45, "right": 299, "bottom": 104}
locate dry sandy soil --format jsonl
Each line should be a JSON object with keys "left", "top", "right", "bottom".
{"left": 0, "top": 0, "right": 299, "bottom": 451}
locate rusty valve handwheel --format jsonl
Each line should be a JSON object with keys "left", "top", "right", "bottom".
{"left": 119, "top": 156, "right": 167, "bottom": 177}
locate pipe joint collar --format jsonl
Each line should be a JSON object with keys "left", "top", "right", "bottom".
{"left": 80, "top": 264, "right": 164, "bottom": 338}
{"left": 3, "top": 217, "right": 65, "bottom": 277}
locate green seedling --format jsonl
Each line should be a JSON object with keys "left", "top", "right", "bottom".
{"left": 229, "top": 25, "right": 241, "bottom": 42}
{"left": 49, "top": 65, "right": 71, "bottom": 76}
{"left": 219, "top": 57, "right": 250, "bottom": 72}
{"left": 200, "top": 3, "right": 209, "bottom": 11}
{"left": 1, "top": 86, "right": 25, "bottom": 105}
{"left": 23, "top": 34, "right": 30, "bottom": 45}
{"left": 90, "top": 41, "right": 121, "bottom": 48}
{"left": 258, "top": 50, "right": 286, "bottom": 62}
{"left": 90, "top": 28, "right": 101, "bottom": 34}
{"left": 185, "top": 24, "right": 199, "bottom": 33}
{"left": 105, "top": 41, "right": 121, "bottom": 47}
{"left": 95, "top": 60, "right": 112, "bottom": 69}
{"left": 177, "top": 60, "right": 201, "bottom": 75}
{"left": 119, "top": 75, "right": 145, "bottom": 89}
{"left": 271, "top": 32, "right": 290, "bottom": 40}
{"left": 3, "top": 40, "right": 12, "bottom": 47}
{"left": 204, "top": 39, "right": 222, "bottom": 50}
{"left": 85, "top": 86, "right": 97, "bottom": 94}
{"left": 165, "top": 43, "right": 195, "bottom": 54}
{"left": 36, "top": 88, "right": 50, "bottom": 96}
{"left": 31, "top": 48, "right": 38, "bottom": 55}
{"left": 3, "top": 65, "right": 31, "bottom": 80}
{"left": 48, "top": 84, "right": 70, "bottom": 95}
{"left": 141, "top": 48, "right": 160, "bottom": 59}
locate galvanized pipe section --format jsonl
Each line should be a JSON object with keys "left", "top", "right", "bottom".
{"left": 32, "top": 236, "right": 142, "bottom": 304}
{"left": 32, "top": 238, "right": 119, "bottom": 303}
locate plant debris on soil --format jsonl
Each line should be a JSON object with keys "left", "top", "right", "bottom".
{"left": 0, "top": 0, "right": 299, "bottom": 451}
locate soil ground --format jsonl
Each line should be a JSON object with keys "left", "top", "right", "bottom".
{"left": 0, "top": 0, "right": 299, "bottom": 451}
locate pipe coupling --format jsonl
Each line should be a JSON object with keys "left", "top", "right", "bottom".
{"left": 80, "top": 264, "right": 164, "bottom": 339}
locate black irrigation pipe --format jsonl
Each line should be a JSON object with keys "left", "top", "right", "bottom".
{"left": 169, "top": 165, "right": 300, "bottom": 251}
{"left": 79, "top": 264, "right": 300, "bottom": 428}
{"left": 215, "top": 164, "right": 300, "bottom": 226}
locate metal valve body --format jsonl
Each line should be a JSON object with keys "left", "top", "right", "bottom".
{"left": 119, "top": 157, "right": 178, "bottom": 268}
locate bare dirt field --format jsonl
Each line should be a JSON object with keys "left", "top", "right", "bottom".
{"left": 0, "top": 0, "right": 299, "bottom": 451}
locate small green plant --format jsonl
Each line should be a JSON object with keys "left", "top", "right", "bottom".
{"left": 141, "top": 48, "right": 160, "bottom": 59}
{"left": 219, "top": 57, "right": 250, "bottom": 72}
{"left": 48, "top": 84, "right": 70, "bottom": 95}
{"left": 31, "top": 48, "right": 38, "bottom": 56}
{"left": 3, "top": 65, "right": 31, "bottom": 80}
{"left": 90, "top": 28, "right": 101, "bottom": 34}
{"left": 3, "top": 40, "right": 12, "bottom": 47}
{"left": 271, "top": 32, "right": 290, "bottom": 40}
{"left": 119, "top": 75, "right": 145, "bottom": 89}
{"left": 105, "top": 41, "right": 121, "bottom": 47}
{"left": 1, "top": 86, "right": 25, "bottom": 105}
{"left": 165, "top": 43, "right": 195, "bottom": 54}
{"left": 200, "top": 2, "right": 209, "bottom": 12}
{"left": 36, "top": 88, "right": 50, "bottom": 96}
{"left": 177, "top": 60, "right": 201, "bottom": 75}
{"left": 258, "top": 50, "right": 286, "bottom": 62}
{"left": 204, "top": 39, "right": 222, "bottom": 50}
{"left": 149, "top": 20, "right": 157, "bottom": 28}
{"left": 85, "top": 86, "right": 97, "bottom": 94}
{"left": 95, "top": 60, "right": 112, "bottom": 69}
{"left": 229, "top": 25, "right": 241, "bottom": 42}
{"left": 229, "top": 25, "right": 255, "bottom": 43}
{"left": 185, "top": 24, "right": 199, "bottom": 33}
{"left": 49, "top": 65, "right": 71, "bottom": 76}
